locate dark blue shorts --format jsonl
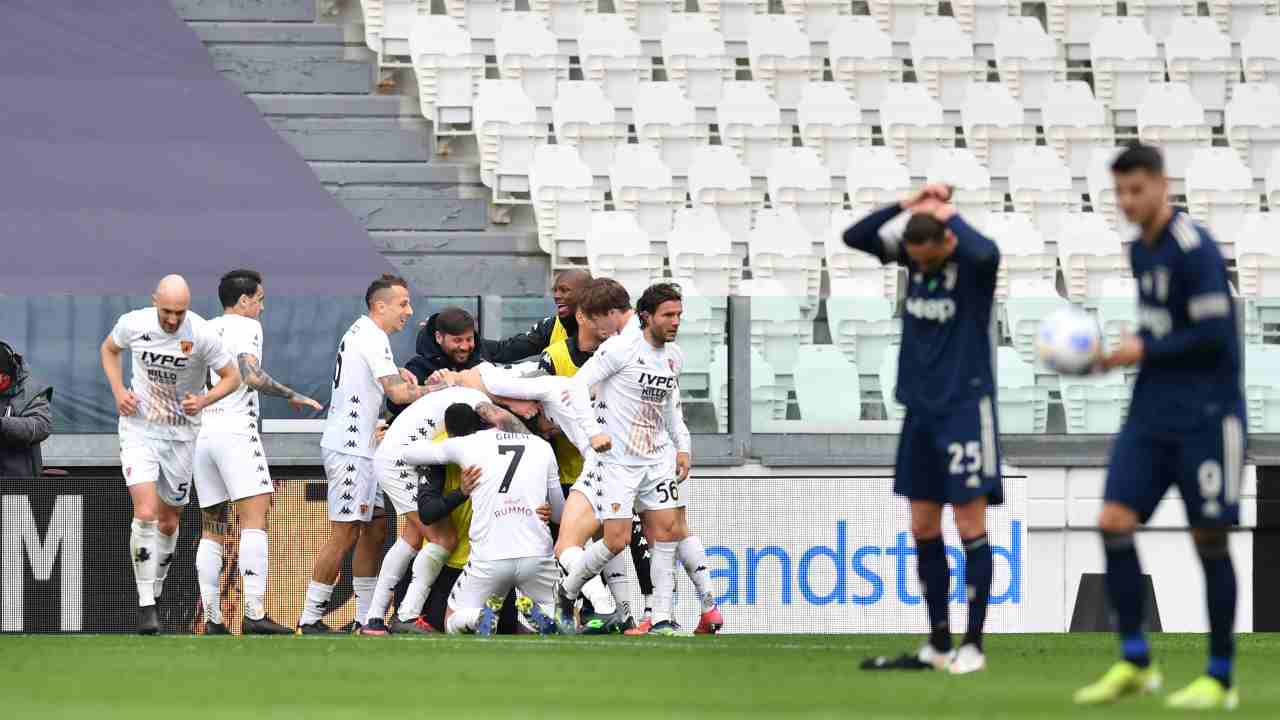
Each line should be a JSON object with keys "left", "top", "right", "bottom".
{"left": 1105, "top": 410, "right": 1247, "bottom": 527}
{"left": 894, "top": 397, "right": 1004, "bottom": 507}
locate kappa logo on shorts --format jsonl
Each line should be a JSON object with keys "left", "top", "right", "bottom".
{"left": 249, "top": 436, "right": 259, "bottom": 444}
{"left": 350, "top": 395, "right": 360, "bottom": 404}
{"left": 345, "top": 440, "right": 358, "bottom": 449}
{"left": 248, "top": 410, "right": 257, "bottom": 418}
{"left": 248, "top": 398, "right": 255, "bottom": 408}
{"left": 348, "top": 410, "right": 359, "bottom": 419}
{"left": 596, "top": 416, "right": 606, "bottom": 425}
{"left": 399, "top": 470, "right": 411, "bottom": 479}
{"left": 257, "top": 464, "right": 265, "bottom": 472}
{"left": 403, "top": 483, "right": 414, "bottom": 492}
{"left": 259, "top": 479, "right": 270, "bottom": 487}
{"left": 243, "top": 569, "right": 258, "bottom": 577}
{"left": 341, "top": 493, "right": 353, "bottom": 500}
{"left": 342, "top": 479, "right": 355, "bottom": 487}
{"left": 346, "top": 464, "right": 356, "bottom": 472}
{"left": 253, "top": 449, "right": 263, "bottom": 458}
{"left": 395, "top": 459, "right": 406, "bottom": 467}
{"left": 340, "top": 506, "right": 352, "bottom": 515}
{"left": 347, "top": 425, "right": 358, "bottom": 433}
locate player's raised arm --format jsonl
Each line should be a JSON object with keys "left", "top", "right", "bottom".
{"left": 933, "top": 204, "right": 1001, "bottom": 275}
{"left": 842, "top": 203, "right": 907, "bottom": 264}
{"left": 238, "top": 353, "right": 322, "bottom": 411}
{"left": 402, "top": 436, "right": 461, "bottom": 466}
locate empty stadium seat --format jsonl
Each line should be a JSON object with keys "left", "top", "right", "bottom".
{"left": 579, "top": 14, "right": 650, "bottom": 114}
{"left": 1046, "top": 0, "right": 1118, "bottom": 58}
{"left": 474, "top": 80, "right": 546, "bottom": 200}
{"left": 1009, "top": 145, "right": 1080, "bottom": 252}
{"left": 1225, "top": 83, "right": 1280, "bottom": 180}
{"left": 1085, "top": 146, "right": 1129, "bottom": 232}
{"left": 748, "top": 14, "right": 822, "bottom": 111}
{"left": 1095, "top": 276, "right": 1139, "bottom": 352}
{"left": 1242, "top": 17, "right": 1280, "bottom": 93}
{"left": 1058, "top": 211, "right": 1128, "bottom": 305}
{"left": 828, "top": 17, "right": 903, "bottom": 118}
{"left": 617, "top": 0, "right": 683, "bottom": 42}
{"left": 1209, "top": 0, "right": 1280, "bottom": 44}
{"left": 716, "top": 81, "right": 792, "bottom": 180}
{"left": 703, "top": 0, "right": 769, "bottom": 47}
{"left": 996, "top": 346, "right": 1049, "bottom": 434}
{"left": 925, "top": 149, "right": 1002, "bottom": 230}
{"left": 634, "top": 82, "right": 709, "bottom": 181}
{"left": 961, "top": 82, "right": 1037, "bottom": 180}
{"left": 662, "top": 15, "right": 732, "bottom": 112}
{"left": 675, "top": 290, "right": 722, "bottom": 400}
{"left": 585, "top": 211, "right": 664, "bottom": 300}
{"left": 1004, "top": 278, "right": 1070, "bottom": 365}
{"left": 829, "top": 295, "right": 901, "bottom": 383}
{"left": 911, "top": 17, "right": 986, "bottom": 112}
{"left": 1236, "top": 212, "right": 1280, "bottom": 340}
{"left": 1137, "top": 82, "right": 1212, "bottom": 180}
{"left": 881, "top": 83, "right": 954, "bottom": 178}
{"left": 1130, "top": 0, "right": 1197, "bottom": 43}
{"left": 985, "top": 212, "right": 1057, "bottom": 299}
{"left": 1061, "top": 371, "right": 1130, "bottom": 434}
{"left": 1269, "top": 152, "right": 1280, "bottom": 209}
{"left": 846, "top": 147, "right": 912, "bottom": 217}
{"left": 688, "top": 145, "right": 762, "bottom": 250}
{"left": 363, "top": 0, "right": 427, "bottom": 65}
{"left": 496, "top": 13, "right": 570, "bottom": 114}
{"left": 552, "top": 81, "right": 628, "bottom": 186}
{"left": 409, "top": 16, "right": 483, "bottom": 139}
{"left": 994, "top": 16, "right": 1067, "bottom": 116}
{"left": 1245, "top": 343, "right": 1280, "bottom": 432}
{"left": 953, "top": 0, "right": 1020, "bottom": 48}
{"left": 749, "top": 287, "right": 813, "bottom": 387}
{"left": 530, "top": 144, "right": 600, "bottom": 264}
{"left": 1185, "top": 147, "right": 1258, "bottom": 258}
{"left": 794, "top": 345, "right": 864, "bottom": 425}
{"left": 826, "top": 210, "right": 902, "bottom": 300}
{"left": 669, "top": 208, "right": 743, "bottom": 297}
{"left": 797, "top": 83, "right": 871, "bottom": 182}
{"left": 531, "top": 0, "right": 594, "bottom": 45}
{"left": 710, "top": 343, "right": 787, "bottom": 430}
{"left": 443, "top": 0, "right": 515, "bottom": 46}
{"left": 1165, "top": 17, "right": 1237, "bottom": 117}
{"left": 610, "top": 144, "right": 684, "bottom": 246}
{"left": 750, "top": 208, "right": 822, "bottom": 309}
{"left": 879, "top": 342, "right": 907, "bottom": 420}
{"left": 869, "top": 0, "right": 938, "bottom": 44}
{"left": 767, "top": 147, "right": 844, "bottom": 240}
{"left": 1042, "top": 81, "right": 1116, "bottom": 179}
{"left": 1090, "top": 18, "right": 1164, "bottom": 116}
{"left": 783, "top": 0, "right": 852, "bottom": 42}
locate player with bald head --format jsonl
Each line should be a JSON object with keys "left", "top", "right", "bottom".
{"left": 101, "top": 274, "right": 241, "bottom": 634}
{"left": 486, "top": 268, "right": 593, "bottom": 362}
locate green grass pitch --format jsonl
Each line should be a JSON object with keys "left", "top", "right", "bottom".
{"left": 3, "top": 633, "right": 1277, "bottom": 718}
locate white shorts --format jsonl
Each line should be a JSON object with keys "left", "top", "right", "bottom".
{"left": 321, "top": 450, "right": 384, "bottom": 522}
{"left": 574, "top": 459, "right": 684, "bottom": 521}
{"left": 120, "top": 433, "right": 194, "bottom": 507}
{"left": 194, "top": 431, "right": 273, "bottom": 508}
{"left": 372, "top": 451, "right": 419, "bottom": 517}
{"left": 447, "top": 556, "right": 557, "bottom": 611}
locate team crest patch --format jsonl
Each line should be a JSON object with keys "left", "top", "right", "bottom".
{"left": 359, "top": 504, "right": 369, "bottom": 514}
{"left": 125, "top": 466, "right": 132, "bottom": 478}
{"left": 180, "top": 340, "right": 193, "bottom": 354}
{"left": 611, "top": 503, "right": 621, "bottom": 512}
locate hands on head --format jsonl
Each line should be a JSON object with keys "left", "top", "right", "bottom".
{"left": 901, "top": 183, "right": 957, "bottom": 222}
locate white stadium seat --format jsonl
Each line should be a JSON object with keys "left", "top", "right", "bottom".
{"left": 1165, "top": 17, "right": 1237, "bottom": 117}
{"left": 869, "top": 0, "right": 938, "bottom": 44}
{"left": 530, "top": 144, "right": 600, "bottom": 264}
{"left": 1226, "top": 83, "right": 1280, "bottom": 180}
{"left": 634, "top": 82, "right": 710, "bottom": 181}
{"left": 363, "top": 0, "right": 428, "bottom": 65}
{"left": 585, "top": 211, "right": 664, "bottom": 301}
{"left": 1046, "top": 0, "right": 1118, "bottom": 59}
{"left": 1269, "top": 151, "right": 1280, "bottom": 209}
{"left": 688, "top": 145, "right": 763, "bottom": 250}
{"left": 953, "top": 0, "right": 1020, "bottom": 48}
{"left": 925, "top": 149, "right": 1002, "bottom": 230}
{"left": 662, "top": 15, "right": 732, "bottom": 112}
{"left": 1009, "top": 146, "right": 1080, "bottom": 252}
{"left": 911, "top": 17, "right": 986, "bottom": 112}
{"left": 1185, "top": 147, "right": 1258, "bottom": 258}
{"left": 1242, "top": 18, "right": 1280, "bottom": 94}
{"left": 846, "top": 147, "right": 912, "bottom": 217}
{"left": 881, "top": 83, "right": 953, "bottom": 178}
{"left": 829, "top": 295, "right": 900, "bottom": 386}
{"left": 879, "top": 341, "right": 906, "bottom": 420}
{"left": 1042, "top": 81, "right": 1116, "bottom": 179}
{"left": 783, "top": 0, "right": 852, "bottom": 42}
{"left": 1236, "top": 212, "right": 1280, "bottom": 341}
{"left": 703, "top": 0, "right": 769, "bottom": 47}
{"left": 1058, "top": 212, "right": 1128, "bottom": 305}
{"left": 443, "top": 0, "right": 515, "bottom": 46}
{"left": 1137, "top": 82, "right": 1212, "bottom": 180}
{"left": 1085, "top": 146, "right": 1127, "bottom": 231}
{"left": 1128, "top": 0, "right": 1197, "bottom": 43}
{"left": 474, "top": 80, "right": 546, "bottom": 200}
{"left": 1061, "top": 371, "right": 1130, "bottom": 434}
{"left": 996, "top": 346, "right": 1050, "bottom": 434}
{"left": 610, "top": 144, "right": 684, "bottom": 247}
{"left": 985, "top": 212, "right": 1057, "bottom": 300}
{"left": 994, "top": 16, "right": 1067, "bottom": 116}
{"left": 579, "top": 14, "right": 650, "bottom": 115}
{"left": 797, "top": 82, "right": 871, "bottom": 182}
{"left": 1095, "top": 276, "right": 1139, "bottom": 352}
{"left": 1245, "top": 343, "right": 1280, "bottom": 433}
{"left": 961, "top": 82, "right": 1037, "bottom": 180}
{"left": 496, "top": 12, "right": 570, "bottom": 115}
{"left": 1090, "top": 18, "right": 1164, "bottom": 116}
{"left": 669, "top": 208, "right": 743, "bottom": 298}
{"left": 750, "top": 208, "right": 823, "bottom": 310}
{"left": 1209, "top": 0, "right": 1280, "bottom": 44}
{"left": 1004, "top": 278, "right": 1070, "bottom": 365}
{"left": 829, "top": 17, "right": 903, "bottom": 118}
{"left": 716, "top": 81, "right": 791, "bottom": 180}
{"left": 530, "top": 0, "right": 595, "bottom": 45}
{"left": 552, "top": 81, "right": 628, "bottom": 186}
{"left": 748, "top": 14, "right": 823, "bottom": 111}
{"left": 617, "top": 0, "right": 684, "bottom": 42}
{"left": 409, "top": 16, "right": 484, "bottom": 141}
{"left": 750, "top": 290, "right": 813, "bottom": 387}
{"left": 826, "top": 211, "right": 901, "bottom": 300}
{"left": 766, "top": 147, "right": 844, "bottom": 241}
{"left": 794, "top": 345, "right": 864, "bottom": 425}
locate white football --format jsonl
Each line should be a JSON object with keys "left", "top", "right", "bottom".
{"left": 1035, "top": 306, "right": 1102, "bottom": 375}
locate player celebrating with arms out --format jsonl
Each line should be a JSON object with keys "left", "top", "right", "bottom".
{"left": 1074, "top": 145, "right": 1245, "bottom": 710}
{"left": 845, "top": 184, "right": 1003, "bottom": 674}
{"left": 100, "top": 274, "right": 241, "bottom": 634}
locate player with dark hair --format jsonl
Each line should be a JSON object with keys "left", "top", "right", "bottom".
{"left": 194, "top": 269, "right": 320, "bottom": 635}
{"left": 844, "top": 185, "right": 1003, "bottom": 674}
{"left": 1074, "top": 144, "right": 1244, "bottom": 710}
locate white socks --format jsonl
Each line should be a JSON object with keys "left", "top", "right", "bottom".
{"left": 603, "top": 552, "right": 630, "bottom": 617}
{"left": 240, "top": 529, "right": 269, "bottom": 620}
{"left": 300, "top": 581, "right": 335, "bottom": 625}
{"left": 399, "top": 543, "right": 449, "bottom": 622}
{"left": 353, "top": 576, "right": 377, "bottom": 624}
{"left": 677, "top": 536, "right": 717, "bottom": 612}
{"left": 154, "top": 529, "right": 178, "bottom": 600}
{"left": 563, "top": 541, "right": 617, "bottom": 599}
{"left": 196, "top": 538, "right": 223, "bottom": 624}
{"left": 446, "top": 608, "right": 482, "bottom": 635}
{"left": 581, "top": 576, "right": 616, "bottom": 615}
{"left": 367, "top": 538, "right": 416, "bottom": 624}
{"left": 130, "top": 519, "right": 159, "bottom": 607}
{"left": 650, "top": 541, "right": 678, "bottom": 624}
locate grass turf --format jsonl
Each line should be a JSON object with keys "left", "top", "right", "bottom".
{"left": 2, "top": 633, "right": 1276, "bottom": 719}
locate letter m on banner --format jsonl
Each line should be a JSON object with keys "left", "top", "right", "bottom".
{"left": 2, "top": 496, "right": 83, "bottom": 631}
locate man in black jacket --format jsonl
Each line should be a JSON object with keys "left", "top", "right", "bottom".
{"left": 0, "top": 341, "right": 53, "bottom": 480}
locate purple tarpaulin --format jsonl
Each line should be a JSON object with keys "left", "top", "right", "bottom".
{"left": 0, "top": 0, "right": 394, "bottom": 296}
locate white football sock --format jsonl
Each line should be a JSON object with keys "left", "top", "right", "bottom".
{"left": 239, "top": 529, "right": 269, "bottom": 620}
{"left": 153, "top": 529, "right": 178, "bottom": 600}
{"left": 129, "top": 519, "right": 159, "bottom": 607}
{"left": 678, "top": 536, "right": 717, "bottom": 612}
{"left": 564, "top": 541, "right": 616, "bottom": 600}
{"left": 299, "top": 581, "right": 334, "bottom": 625}
{"left": 446, "top": 608, "right": 482, "bottom": 635}
{"left": 399, "top": 542, "right": 449, "bottom": 622}
{"left": 195, "top": 538, "right": 223, "bottom": 624}
{"left": 581, "top": 576, "right": 616, "bottom": 615}
{"left": 353, "top": 576, "right": 377, "bottom": 625}
{"left": 650, "top": 541, "right": 678, "bottom": 624}
{"left": 603, "top": 552, "right": 630, "bottom": 617}
{"left": 367, "top": 538, "right": 415, "bottom": 624}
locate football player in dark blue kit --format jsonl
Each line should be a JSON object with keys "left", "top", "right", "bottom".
{"left": 844, "top": 184, "right": 1002, "bottom": 675}
{"left": 1075, "top": 144, "right": 1244, "bottom": 710}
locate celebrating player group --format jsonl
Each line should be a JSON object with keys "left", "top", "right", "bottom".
{"left": 99, "top": 142, "right": 1243, "bottom": 708}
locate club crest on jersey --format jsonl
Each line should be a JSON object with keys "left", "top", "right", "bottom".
{"left": 359, "top": 504, "right": 369, "bottom": 514}
{"left": 611, "top": 503, "right": 621, "bottom": 512}
{"left": 180, "top": 340, "right": 193, "bottom": 354}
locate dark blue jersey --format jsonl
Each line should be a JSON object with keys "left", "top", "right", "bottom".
{"left": 1128, "top": 209, "right": 1242, "bottom": 432}
{"left": 843, "top": 205, "right": 1000, "bottom": 413}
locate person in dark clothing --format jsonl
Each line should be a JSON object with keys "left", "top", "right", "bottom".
{"left": 496, "top": 268, "right": 593, "bottom": 359}
{"left": 0, "top": 340, "right": 53, "bottom": 480}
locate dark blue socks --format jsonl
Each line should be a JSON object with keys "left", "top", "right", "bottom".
{"left": 916, "top": 535, "right": 952, "bottom": 652}
{"left": 962, "top": 534, "right": 992, "bottom": 651}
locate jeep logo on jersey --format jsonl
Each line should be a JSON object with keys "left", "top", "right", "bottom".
{"left": 904, "top": 297, "right": 957, "bottom": 323}
{"left": 140, "top": 351, "right": 189, "bottom": 368}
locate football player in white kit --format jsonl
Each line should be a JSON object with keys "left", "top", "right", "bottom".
{"left": 99, "top": 274, "right": 241, "bottom": 635}
{"left": 297, "top": 274, "right": 431, "bottom": 634}
{"left": 193, "top": 269, "right": 322, "bottom": 635}
{"left": 401, "top": 403, "right": 564, "bottom": 635}
{"left": 554, "top": 283, "right": 724, "bottom": 635}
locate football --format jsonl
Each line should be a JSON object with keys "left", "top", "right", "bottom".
{"left": 1035, "top": 306, "right": 1103, "bottom": 375}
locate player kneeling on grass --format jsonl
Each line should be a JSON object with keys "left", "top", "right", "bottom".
{"left": 402, "top": 403, "right": 564, "bottom": 635}
{"left": 844, "top": 185, "right": 1002, "bottom": 674}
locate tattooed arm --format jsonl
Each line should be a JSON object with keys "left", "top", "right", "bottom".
{"left": 475, "top": 402, "right": 531, "bottom": 434}
{"left": 378, "top": 372, "right": 429, "bottom": 407}
{"left": 238, "top": 353, "right": 323, "bottom": 411}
